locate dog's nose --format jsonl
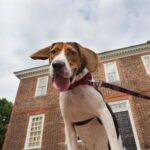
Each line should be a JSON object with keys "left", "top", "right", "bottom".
{"left": 52, "top": 61, "right": 65, "bottom": 71}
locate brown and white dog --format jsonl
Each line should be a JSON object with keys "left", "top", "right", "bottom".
{"left": 31, "top": 42, "right": 126, "bottom": 150}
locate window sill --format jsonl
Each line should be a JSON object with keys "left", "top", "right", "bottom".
{"left": 24, "top": 147, "right": 41, "bottom": 150}
{"left": 34, "top": 94, "right": 47, "bottom": 99}
{"left": 108, "top": 80, "right": 121, "bottom": 85}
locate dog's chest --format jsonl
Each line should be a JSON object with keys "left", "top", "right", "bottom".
{"left": 59, "top": 85, "right": 104, "bottom": 123}
{"left": 59, "top": 85, "right": 109, "bottom": 150}
{"left": 75, "top": 118, "right": 109, "bottom": 150}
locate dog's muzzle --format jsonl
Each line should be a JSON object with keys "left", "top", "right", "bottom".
{"left": 52, "top": 60, "right": 65, "bottom": 75}
{"left": 51, "top": 60, "right": 71, "bottom": 91}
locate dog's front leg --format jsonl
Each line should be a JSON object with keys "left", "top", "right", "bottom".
{"left": 98, "top": 107, "right": 123, "bottom": 150}
{"left": 64, "top": 122, "right": 78, "bottom": 150}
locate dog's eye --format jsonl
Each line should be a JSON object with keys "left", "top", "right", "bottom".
{"left": 50, "top": 49, "right": 58, "bottom": 56}
{"left": 67, "top": 50, "right": 78, "bottom": 57}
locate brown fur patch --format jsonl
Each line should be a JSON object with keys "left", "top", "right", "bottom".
{"left": 49, "top": 42, "right": 64, "bottom": 62}
{"left": 64, "top": 44, "right": 81, "bottom": 72}
{"left": 31, "top": 42, "right": 98, "bottom": 73}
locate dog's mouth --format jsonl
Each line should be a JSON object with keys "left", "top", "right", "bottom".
{"left": 52, "top": 74, "right": 71, "bottom": 91}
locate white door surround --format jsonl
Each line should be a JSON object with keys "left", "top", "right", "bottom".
{"left": 109, "top": 100, "right": 141, "bottom": 150}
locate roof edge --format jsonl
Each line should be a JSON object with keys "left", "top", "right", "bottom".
{"left": 14, "top": 65, "right": 49, "bottom": 79}
{"left": 14, "top": 41, "right": 150, "bottom": 79}
{"left": 99, "top": 41, "right": 150, "bottom": 62}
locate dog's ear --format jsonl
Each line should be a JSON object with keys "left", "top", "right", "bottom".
{"left": 30, "top": 44, "right": 55, "bottom": 60}
{"left": 77, "top": 43, "right": 98, "bottom": 72}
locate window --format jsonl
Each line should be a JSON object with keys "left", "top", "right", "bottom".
{"left": 24, "top": 114, "right": 45, "bottom": 150}
{"left": 35, "top": 76, "right": 48, "bottom": 96}
{"left": 104, "top": 62, "right": 120, "bottom": 83}
{"left": 142, "top": 54, "right": 150, "bottom": 75}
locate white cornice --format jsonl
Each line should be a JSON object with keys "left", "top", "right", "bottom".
{"left": 99, "top": 42, "right": 150, "bottom": 62}
{"left": 14, "top": 41, "right": 150, "bottom": 79}
{"left": 14, "top": 65, "right": 49, "bottom": 79}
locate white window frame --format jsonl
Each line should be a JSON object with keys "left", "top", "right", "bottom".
{"left": 109, "top": 100, "right": 141, "bottom": 150}
{"left": 35, "top": 76, "right": 48, "bottom": 96}
{"left": 141, "top": 54, "right": 150, "bottom": 75}
{"left": 24, "top": 114, "right": 45, "bottom": 150}
{"left": 104, "top": 61, "right": 120, "bottom": 83}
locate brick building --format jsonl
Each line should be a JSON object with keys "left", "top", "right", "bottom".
{"left": 3, "top": 41, "right": 150, "bottom": 150}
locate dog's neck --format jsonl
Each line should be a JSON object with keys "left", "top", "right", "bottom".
{"left": 72, "top": 68, "right": 89, "bottom": 83}
{"left": 60, "top": 69, "right": 93, "bottom": 92}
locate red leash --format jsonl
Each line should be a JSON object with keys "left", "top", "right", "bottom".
{"left": 67, "top": 73, "right": 150, "bottom": 100}
{"left": 88, "top": 80, "right": 150, "bottom": 100}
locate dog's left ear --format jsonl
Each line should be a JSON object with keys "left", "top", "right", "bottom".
{"left": 30, "top": 44, "right": 54, "bottom": 60}
{"left": 77, "top": 43, "right": 98, "bottom": 72}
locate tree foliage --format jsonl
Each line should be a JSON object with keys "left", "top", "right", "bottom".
{"left": 0, "top": 98, "right": 13, "bottom": 149}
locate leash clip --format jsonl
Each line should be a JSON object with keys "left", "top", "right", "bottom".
{"left": 88, "top": 80, "right": 103, "bottom": 89}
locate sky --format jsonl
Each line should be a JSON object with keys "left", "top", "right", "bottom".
{"left": 0, "top": 0, "right": 150, "bottom": 102}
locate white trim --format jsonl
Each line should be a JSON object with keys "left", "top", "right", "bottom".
{"left": 14, "top": 42, "right": 150, "bottom": 80}
{"left": 99, "top": 42, "right": 150, "bottom": 62}
{"left": 109, "top": 100, "right": 141, "bottom": 150}
{"left": 141, "top": 54, "right": 150, "bottom": 75}
{"left": 24, "top": 114, "right": 45, "bottom": 150}
{"left": 35, "top": 76, "right": 49, "bottom": 96}
{"left": 14, "top": 65, "right": 49, "bottom": 79}
{"left": 104, "top": 61, "right": 120, "bottom": 83}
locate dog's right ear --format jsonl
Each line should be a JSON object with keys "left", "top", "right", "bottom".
{"left": 77, "top": 43, "right": 98, "bottom": 72}
{"left": 30, "top": 44, "right": 55, "bottom": 60}
{"left": 30, "top": 46, "right": 51, "bottom": 60}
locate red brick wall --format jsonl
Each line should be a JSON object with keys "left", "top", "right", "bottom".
{"left": 3, "top": 51, "right": 150, "bottom": 150}
{"left": 96, "top": 52, "right": 150, "bottom": 149}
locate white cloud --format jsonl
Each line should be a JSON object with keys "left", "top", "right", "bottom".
{"left": 0, "top": 0, "right": 150, "bottom": 102}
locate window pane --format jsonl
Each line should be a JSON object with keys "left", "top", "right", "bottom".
{"left": 108, "top": 71, "right": 117, "bottom": 82}
{"left": 25, "top": 115, "right": 45, "bottom": 149}
{"left": 144, "top": 56, "right": 150, "bottom": 72}
{"left": 35, "top": 76, "right": 48, "bottom": 96}
{"left": 39, "top": 78, "right": 47, "bottom": 87}
{"left": 104, "top": 62, "right": 120, "bottom": 82}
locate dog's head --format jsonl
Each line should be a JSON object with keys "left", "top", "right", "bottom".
{"left": 31, "top": 42, "right": 98, "bottom": 91}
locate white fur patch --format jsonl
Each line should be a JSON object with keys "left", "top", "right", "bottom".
{"left": 71, "top": 68, "right": 89, "bottom": 83}
{"left": 49, "top": 49, "right": 73, "bottom": 78}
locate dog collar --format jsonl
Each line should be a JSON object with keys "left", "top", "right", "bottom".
{"left": 60, "top": 73, "right": 93, "bottom": 92}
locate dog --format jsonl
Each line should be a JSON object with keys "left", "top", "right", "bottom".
{"left": 31, "top": 42, "right": 126, "bottom": 150}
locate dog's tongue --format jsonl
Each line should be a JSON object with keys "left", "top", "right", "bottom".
{"left": 53, "top": 75, "right": 70, "bottom": 91}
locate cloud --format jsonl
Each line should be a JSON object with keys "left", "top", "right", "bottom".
{"left": 0, "top": 0, "right": 150, "bottom": 102}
